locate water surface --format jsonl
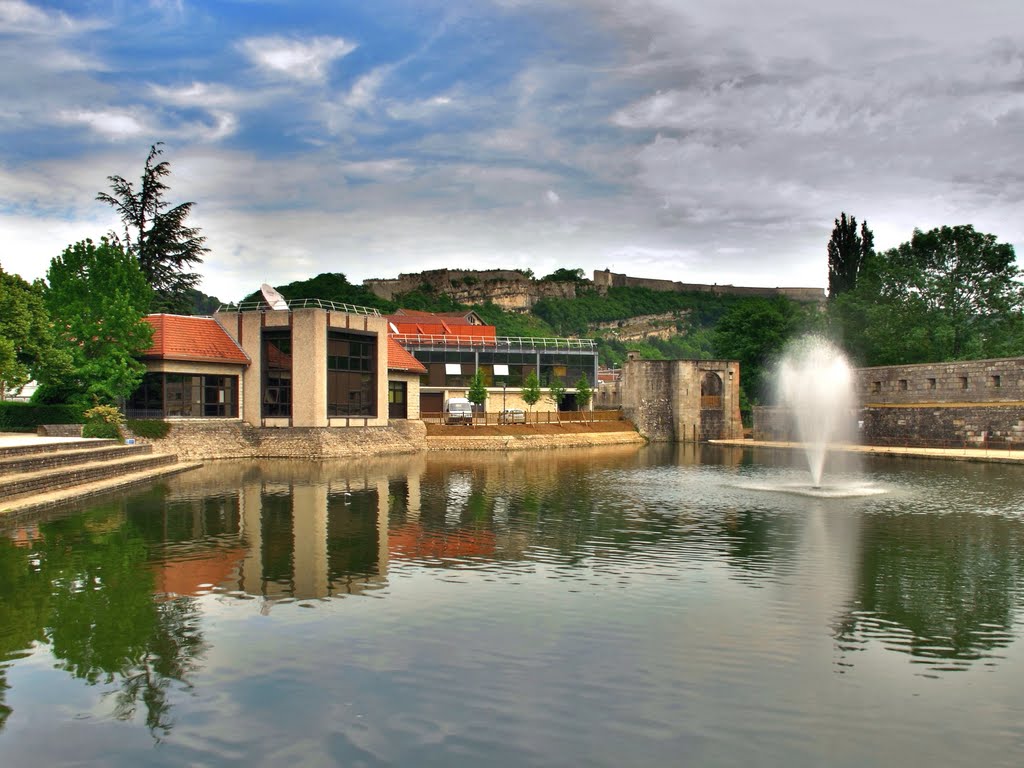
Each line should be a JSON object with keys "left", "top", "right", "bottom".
{"left": 2, "top": 444, "right": 1024, "bottom": 767}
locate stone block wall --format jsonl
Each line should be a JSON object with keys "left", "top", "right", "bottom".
{"left": 860, "top": 405, "right": 1024, "bottom": 446}
{"left": 856, "top": 358, "right": 1024, "bottom": 405}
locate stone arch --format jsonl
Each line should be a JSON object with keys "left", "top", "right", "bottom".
{"left": 700, "top": 372, "right": 723, "bottom": 409}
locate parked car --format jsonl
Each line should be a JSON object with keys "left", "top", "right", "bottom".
{"left": 499, "top": 408, "right": 526, "bottom": 424}
{"left": 444, "top": 398, "right": 474, "bottom": 425}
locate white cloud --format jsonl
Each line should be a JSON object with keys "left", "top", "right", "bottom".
{"left": 239, "top": 35, "right": 357, "bottom": 83}
{"left": 59, "top": 109, "right": 149, "bottom": 139}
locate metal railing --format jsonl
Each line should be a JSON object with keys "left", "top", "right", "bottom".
{"left": 421, "top": 409, "right": 622, "bottom": 426}
{"left": 394, "top": 334, "right": 596, "bottom": 350}
{"left": 218, "top": 298, "right": 381, "bottom": 316}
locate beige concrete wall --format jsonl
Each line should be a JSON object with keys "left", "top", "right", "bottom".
{"left": 216, "top": 308, "right": 389, "bottom": 428}
{"left": 390, "top": 372, "right": 421, "bottom": 420}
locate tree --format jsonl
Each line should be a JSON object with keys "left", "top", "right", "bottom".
{"left": 467, "top": 368, "right": 488, "bottom": 423}
{"left": 547, "top": 377, "right": 566, "bottom": 422}
{"left": 540, "top": 267, "right": 586, "bottom": 283}
{"left": 521, "top": 370, "right": 541, "bottom": 412}
{"left": 44, "top": 238, "right": 153, "bottom": 406}
{"left": 0, "top": 266, "right": 71, "bottom": 399}
{"left": 712, "top": 296, "right": 822, "bottom": 404}
{"left": 836, "top": 225, "right": 1024, "bottom": 365}
{"left": 827, "top": 213, "right": 874, "bottom": 300}
{"left": 574, "top": 374, "right": 593, "bottom": 420}
{"left": 97, "top": 143, "right": 208, "bottom": 313}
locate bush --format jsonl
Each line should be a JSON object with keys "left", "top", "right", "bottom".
{"left": 0, "top": 402, "right": 84, "bottom": 432}
{"left": 82, "top": 405, "right": 124, "bottom": 442}
{"left": 125, "top": 418, "right": 172, "bottom": 440}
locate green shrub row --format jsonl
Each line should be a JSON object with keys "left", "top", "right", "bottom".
{"left": 0, "top": 402, "right": 84, "bottom": 432}
{"left": 125, "top": 419, "right": 172, "bottom": 440}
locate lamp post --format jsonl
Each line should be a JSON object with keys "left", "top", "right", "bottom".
{"left": 502, "top": 380, "right": 507, "bottom": 413}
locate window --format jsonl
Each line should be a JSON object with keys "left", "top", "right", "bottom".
{"left": 927, "top": 378, "right": 937, "bottom": 390}
{"left": 992, "top": 375, "right": 1001, "bottom": 388}
{"left": 871, "top": 381, "right": 881, "bottom": 393}
{"left": 960, "top": 376, "right": 969, "bottom": 390}
{"left": 898, "top": 379, "right": 908, "bottom": 391}
{"left": 126, "top": 373, "right": 238, "bottom": 418}
{"left": 327, "top": 331, "right": 375, "bottom": 417}
{"left": 263, "top": 329, "right": 292, "bottom": 418}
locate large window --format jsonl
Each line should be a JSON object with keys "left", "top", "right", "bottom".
{"left": 126, "top": 373, "right": 238, "bottom": 418}
{"left": 263, "top": 330, "right": 292, "bottom": 418}
{"left": 327, "top": 331, "right": 376, "bottom": 417}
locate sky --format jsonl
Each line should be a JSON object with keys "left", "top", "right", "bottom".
{"left": 2, "top": 0, "right": 1024, "bottom": 304}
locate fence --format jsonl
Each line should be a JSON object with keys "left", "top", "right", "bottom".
{"left": 421, "top": 409, "right": 623, "bottom": 426}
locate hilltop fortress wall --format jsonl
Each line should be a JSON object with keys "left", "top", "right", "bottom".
{"left": 591, "top": 269, "right": 825, "bottom": 303}
{"left": 363, "top": 268, "right": 825, "bottom": 312}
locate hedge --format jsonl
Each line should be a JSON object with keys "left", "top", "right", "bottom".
{"left": 0, "top": 402, "right": 85, "bottom": 433}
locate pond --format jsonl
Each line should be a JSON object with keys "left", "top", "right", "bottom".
{"left": 2, "top": 444, "right": 1024, "bottom": 767}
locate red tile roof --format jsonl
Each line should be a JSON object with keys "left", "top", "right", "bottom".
{"left": 388, "top": 337, "right": 427, "bottom": 374}
{"left": 143, "top": 315, "right": 250, "bottom": 365}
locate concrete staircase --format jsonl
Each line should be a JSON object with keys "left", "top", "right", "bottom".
{"left": 0, "top": 438, "right": 201, "bottom": 517}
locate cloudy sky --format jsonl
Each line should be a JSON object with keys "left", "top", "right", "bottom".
{"left": 2, "top": 0, "right": 1023, "bottom": 303}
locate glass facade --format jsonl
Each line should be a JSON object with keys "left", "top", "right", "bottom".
{"left": 410, "top": 348, "right": 596, "bottom": 389}
{"left": 262, "top": 330, "right": 292, "bottom": 418}
{"left": 126, "top": 373, "right": 238, "bottom": 418}
{"left": 327, "top": 331, "right": 375, "bottom": 417}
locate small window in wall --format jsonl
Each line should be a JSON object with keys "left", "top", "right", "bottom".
{"left": 992, "top": 375, "right": 1001, "bottom": 388}
{"left": 898, "top": 379, "right": 908, "bottom": 391}
{"left": 960, "top": 376, "right": 969, "bottom": 389}
{"left": 871, "top": 381, "right": 881, "bottom": 393}
{"left": 927, "top": 378, "right": 937, "bottom": 390}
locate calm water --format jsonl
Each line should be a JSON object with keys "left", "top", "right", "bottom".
{"left": 2, "top": 445, "right": 1024, "bottom": 767}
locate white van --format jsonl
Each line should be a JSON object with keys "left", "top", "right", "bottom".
{"left": 444, "top": 398, "right": 474, "bottom": 425}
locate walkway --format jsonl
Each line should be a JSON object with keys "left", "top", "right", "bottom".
{"left": 711, "top": 438, "right": 1024, "bottom": 464}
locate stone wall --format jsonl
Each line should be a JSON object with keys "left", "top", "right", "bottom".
{"left": 130, "top": 419, "right": 427, "bottom": 460}
{"left": 861, "top": 405, "right": 1024, "bottom": 446}
{"left": 620, "top": 357, "right": 742, "bottom": 442}
{"left": 592, "top": 270, "right": 825, "bottom": 304}
{"left": 752, "top": 405, "right": 860, "bottom": 442}
{"left": 856, "top": 358, "right": 1024, "bottom": 405}
{"left": 425, "top": 430, "right": 644, "bottom": 451}
{"left": 363, "top": 269, "right": 578, "bottom": 312}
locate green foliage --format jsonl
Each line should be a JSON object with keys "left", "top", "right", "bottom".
{"left": 188, "top": 288, "right": 222, "bottom": 315}
{"left": 97, "top": 143, "right": 208, "bottom": 314}
{"left": 45, "top": 238, "right": 154, "bottom": 407}
{"left": 473, "top": 302, "right": 557, "bottom": 337}
{"left": 521, "top": 370, "right": 541, "bottom": 410}
{"left": 540, "top": 267, "right": 586, "bottom": 283}
{"left": 125, "top": 418, "right": 172, "bottom": 440}
{"left": 0, "top": 402, "right": 83, "bottom": 432}
{"left": 574, "top": 374, "right": 593, "bottom": 412}
{"left": 832, "top": 225, "right": 1024, "bottom": 365}
{"left": 827, "top": 213, "right": 874, "bottom": 299}
{"left": 244, "top": 272, "right": 394, "bottom": 312}
{"left": 391, "top": 287, "right": 464, "bottom": 313}
{"left": 713, "top": 297, "right": 823, "bottom": 404}
{"left": 82, "top": 404, "right": 125, "bottom": 441}
{"left": 547, "top": 377, "right": 567, "bottom": 412}
{"left": 467, "top": 368, "right": 488, "bottom": 409}
{"left": 0, "top": 266, "right": 72, "bottom": 398}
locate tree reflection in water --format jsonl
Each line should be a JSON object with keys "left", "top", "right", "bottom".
{"left": 0, "top": 499, "right": 207, "bottom": 738}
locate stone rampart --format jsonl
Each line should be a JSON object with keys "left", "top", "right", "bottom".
{"left": 861, "top": 405, "right": 1024, "bottom": 446}
{"left": 363, "top": 269, "right": 578, "bottom": 312}
{"left": 592, "top": 270, "right": 825, "bottom": 304}
{"left": 425, "top": 431, "right": 644, "bottom": 451}
{"left": 856, "top": 358, "right": 1024, "bottom": 405}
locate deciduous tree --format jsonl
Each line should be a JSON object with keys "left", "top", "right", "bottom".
{"left": 521, "top": 370, "right": 541, "bottom": 412}
{"left": 0, "top": 266, "right": 71, "bottom": 399}
{"left": 44, "top": 238, "right": 153, "bottom": 406}
{"left": 827, "top": 213, "right": 874, "bottom": 300}
{"left": 547, "top": 377, "right": 566, "bottom": 422}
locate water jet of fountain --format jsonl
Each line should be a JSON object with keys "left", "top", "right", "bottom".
{"left": 776, "top": 336, "right": 854, "bottom": 488}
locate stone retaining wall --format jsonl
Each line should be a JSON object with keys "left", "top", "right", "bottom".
{"left": 130, "top": 420, "right": 427, "bottom": 460}
{"left": 861, "top": 405, "right": 1024, "bottom": 446}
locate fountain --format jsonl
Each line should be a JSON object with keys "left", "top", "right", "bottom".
{"left": 775, "top": 336, "right": 855, "bottom": 488}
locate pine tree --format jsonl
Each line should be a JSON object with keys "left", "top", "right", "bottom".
{"left": 98, "top": 143, "right": 208, "bottom": 313}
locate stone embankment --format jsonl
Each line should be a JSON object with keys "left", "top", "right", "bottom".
{"left": 129, "top": 419, "right": 644, "bottom": 459}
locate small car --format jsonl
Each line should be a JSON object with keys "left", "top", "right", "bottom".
{"left": 499, "top": 408, "right": 526, "bottom": 425}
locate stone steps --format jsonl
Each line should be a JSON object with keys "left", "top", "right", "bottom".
{"left": 0, "top": 438, "right": 202, "bottom": 516}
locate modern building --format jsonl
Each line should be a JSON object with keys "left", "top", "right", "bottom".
{"left": 388, "top": 311, "right": 599, "bottom": 415}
